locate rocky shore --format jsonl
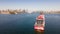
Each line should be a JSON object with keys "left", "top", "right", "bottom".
{"left": 0, "top": 9, "right": 28, "bottom": 14}
{"left": 0, "top": 9, "right": 60, "bottom": 14}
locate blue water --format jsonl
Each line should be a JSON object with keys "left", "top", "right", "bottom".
{"left": 0, "top": 14, "right": 60, "bottom": 34}
{"left": 45, "top": 14, "right": 60, "bottom": 34}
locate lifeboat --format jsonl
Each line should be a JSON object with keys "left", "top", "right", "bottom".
{"left": 34, "top": 14, "right": 45, "bottom": 32}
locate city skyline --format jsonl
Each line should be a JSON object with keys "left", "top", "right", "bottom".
{"left": 0, "top": 0, "right": 60, "bottom": 13}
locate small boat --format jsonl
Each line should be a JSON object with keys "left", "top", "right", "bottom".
{"left": 34, "top": 14, "right": 45, "bottom": 32}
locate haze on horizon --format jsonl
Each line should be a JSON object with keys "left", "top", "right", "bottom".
{"left": 0, "top": 0, "right": 60, "bottom": 13}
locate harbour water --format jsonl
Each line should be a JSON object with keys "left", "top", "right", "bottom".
{"left": 0, "top": 13, "right": 60, "bottom": 34}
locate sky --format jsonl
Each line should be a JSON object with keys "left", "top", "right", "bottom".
{"left": 0, "top": 0, "right": 60, "bottom": 12}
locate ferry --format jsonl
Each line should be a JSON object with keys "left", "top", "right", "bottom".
{"left": 34, "top": 13, "right": 45, "bottom": 32}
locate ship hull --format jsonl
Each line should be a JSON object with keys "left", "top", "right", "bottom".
{"left": 34, "top": 15, "right": 45, "bottom": 32}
